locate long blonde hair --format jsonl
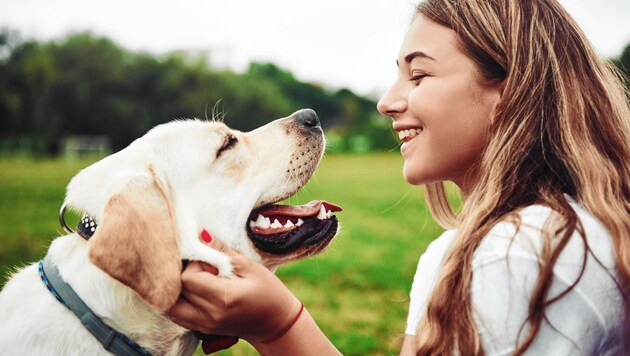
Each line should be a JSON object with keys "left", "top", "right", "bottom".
{"left": 416, "top": 0, "right": 630, "bottom": 354}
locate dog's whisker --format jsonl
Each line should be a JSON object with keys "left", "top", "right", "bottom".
{"left": 380, "top": 191, "right": 413, "bottom": 215}
{"left": 287, "top": 171, "right": 302, "bottom": 191}
{"left": 209, "top": 99, "right": 226, "bottom": 122}
{"left": 204, "top": 102, "right": 210, "bottom": 121}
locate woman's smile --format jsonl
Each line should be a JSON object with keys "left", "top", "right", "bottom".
{"left": 397, "top": 128, "right": 423, "bottom": 142}
{"left": 397, "top": 127, "right": 424, "bottom": 157}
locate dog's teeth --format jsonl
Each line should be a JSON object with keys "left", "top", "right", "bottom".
{"left": 255, "top": 214, "right": 270, "bottom": 229}
{"left": 285, "top": 220, "right": 295, "bottom": 228}
{"left": 317, "top": 205, "right": 327, "bottom": 220}
{"left": 326, "top": 210, "right": 331, "bottom": 218}
{"left": 296, "top": 218, "right": 304, "bottom": 226}
{"left": 271, "top": 219, "right": 282, "bottom": 228}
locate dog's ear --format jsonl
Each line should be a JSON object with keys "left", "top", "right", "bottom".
{"left": 88, "top": 166, "right": 182, "bottom": 312}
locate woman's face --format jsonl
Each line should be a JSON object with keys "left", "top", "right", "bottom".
{"left": 377, "top": 14, "right": 502, "bottom": 195}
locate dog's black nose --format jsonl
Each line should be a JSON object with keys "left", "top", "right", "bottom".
{"left": 295, "top": 109, "right": 320, "bottom": 129}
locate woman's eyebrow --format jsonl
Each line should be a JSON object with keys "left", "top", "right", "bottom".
{"left": 396, "top": 51, "right": 437, "bottom": 67}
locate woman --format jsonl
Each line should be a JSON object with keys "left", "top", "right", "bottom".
{"left": 167, "top": 0, "right": 630, "bottom": 354}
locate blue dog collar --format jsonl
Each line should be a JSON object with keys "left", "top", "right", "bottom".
{"left": 39, "top": 256, "right": 152, "bottom": 356}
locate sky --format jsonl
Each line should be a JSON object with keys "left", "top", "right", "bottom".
{"left": 1, "top": 0, "right": 629, "bottom": 98}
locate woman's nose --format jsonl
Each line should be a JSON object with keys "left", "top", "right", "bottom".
{"left": 377, "top": 82, "right": 407, "bottom": 118}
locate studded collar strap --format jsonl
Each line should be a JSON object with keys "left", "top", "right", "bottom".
{"left": 59, "top": 204, "right": 98, "bottom": 241}
{"left": 77, "top": 213, "right": 98, "bottom": 240}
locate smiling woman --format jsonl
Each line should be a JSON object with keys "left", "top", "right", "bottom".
{"left": 377, "top": 15, "right": 503, "bottom": 191}
{"left": 398, "top": 1, "right": 630, "bottom": 355}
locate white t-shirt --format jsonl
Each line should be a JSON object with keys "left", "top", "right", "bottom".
{"left": 406, "top": 200, "right": 624, "bottom": 355}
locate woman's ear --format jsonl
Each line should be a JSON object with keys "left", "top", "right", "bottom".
{"left": 88, "top": 166, "right": 182, "bottom": 312}
{"left": 486, "top": 79, "right": 505, "bottom": 125}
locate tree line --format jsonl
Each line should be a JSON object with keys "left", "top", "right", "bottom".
{"left": 0, "top": 29, "right": 628, "bottom": 156}
{"left": 0, "top": 30, "right": 396, "bottom": 155}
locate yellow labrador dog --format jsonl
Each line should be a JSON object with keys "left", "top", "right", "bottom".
{"left": 0, "top": 109, "right": 341, "bottom": 355}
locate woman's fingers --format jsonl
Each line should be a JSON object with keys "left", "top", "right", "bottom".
{"left": 204, "top": 237, "right": 234, "bottom": 255}
{"left": 166, "top": 299, "right": 206, "bottom": 330}
{"left": 168, "top": 316, "right": 199, "bottom": 332}
{"left": 180, "top": 282, "right": 227, "bottom": 312}
{"left": 198, "top": 230, "right": 256, "bottom": 278}
{"left": 185, "top": 260, "right": 217, "bottom": 275}
{"left": 180, "top": 265, "right": 231, "bottom": 301}
{"left": 200, "top": 230, "right": 239, "bottom": 258}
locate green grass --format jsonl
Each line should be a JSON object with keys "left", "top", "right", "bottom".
{"left": 0, "top": 153, "right": 448, "bottom": 355}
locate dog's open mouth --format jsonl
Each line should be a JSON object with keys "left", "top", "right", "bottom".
{"left": 246, "top": 200, "right": 342, "bottom": 254}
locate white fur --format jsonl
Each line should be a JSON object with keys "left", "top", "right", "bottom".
{"left": 0, "top": 113, "right": 326, "bottom": 355}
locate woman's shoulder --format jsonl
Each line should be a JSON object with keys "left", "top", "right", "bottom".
{"left": 474, "top": 197, "right": 615, "bottom": 268}
{"left": 425, "top": 229, "right": 458, "bottom": 255}
{"left": 470, "top": 198, "right": 622, "bottom": 354}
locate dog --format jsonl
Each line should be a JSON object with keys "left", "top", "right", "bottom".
{"left": 0, "top": 109, "right": 341, "bottom": 355}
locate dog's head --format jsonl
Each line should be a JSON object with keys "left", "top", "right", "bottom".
{"left": 63, "top": 109, "right": 340, "bottom": 311}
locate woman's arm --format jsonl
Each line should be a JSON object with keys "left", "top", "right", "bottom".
{"left": 166, "top": 237, "right": 341, "bottom": 355}
{"left": 251, "top": 307, "right": 340, "bottom": 356}
{"left": 399, "top": 335, "right": 417, "bottom": 355}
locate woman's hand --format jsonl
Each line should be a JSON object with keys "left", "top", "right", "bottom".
{"left": 166, "top": 231, "right": 302, "bottom": 344}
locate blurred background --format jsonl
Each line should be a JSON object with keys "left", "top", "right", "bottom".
{"left": 0, "top": 0, "right": 629, "bottom": 355}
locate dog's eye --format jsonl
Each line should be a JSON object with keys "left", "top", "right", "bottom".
{"left": 216, "top": 134, "right": 238, "bottom": 158}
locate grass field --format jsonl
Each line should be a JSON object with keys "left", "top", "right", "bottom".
{"left": 0, "top": 153, "right": 450, "bottom": 355}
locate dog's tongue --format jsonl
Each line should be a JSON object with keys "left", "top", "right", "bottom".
{"left": 250, "top": 200, "right": 342, "bottom": 236}
{"left": 258, "top": 200, "right": 342, "bottom": 217}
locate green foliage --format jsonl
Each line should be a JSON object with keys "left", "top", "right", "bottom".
{"left": 0, "top": 154, "right": 447, "bottom": 355}
{"left": 611, "top": 43, "right": 630, "bottom": 89}
{"left": 0, "top": 30, "right": 398, "bottom": 154}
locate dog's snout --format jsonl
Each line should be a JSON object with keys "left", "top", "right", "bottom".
{"left": 295, "top": 109, "right": 320, "bottom": 129}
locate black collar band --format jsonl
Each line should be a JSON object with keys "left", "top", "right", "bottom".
{"left": 39, "top": 255, "right": 152, "bottom": 356}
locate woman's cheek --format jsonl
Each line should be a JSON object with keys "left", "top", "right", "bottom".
{"left": 407, "top": 87, "right": 426, "bottom": 112}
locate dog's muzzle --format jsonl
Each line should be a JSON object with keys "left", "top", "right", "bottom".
{"left": 246, "top": 201, "right": 341, "bottom": 254}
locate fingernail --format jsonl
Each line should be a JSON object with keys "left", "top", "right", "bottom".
{"left": 201, "top": 229, "right": 213, "bottom": 243}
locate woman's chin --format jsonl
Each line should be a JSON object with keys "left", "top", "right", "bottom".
{"left": 403, "top": 164, "right": 426, "bottom": 186}
{"left": 402, "top": 161, "right": 444, "bottom": 186}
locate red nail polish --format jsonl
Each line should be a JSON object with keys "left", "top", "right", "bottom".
{"left": 201, "top": 229, "right": 213, "bottom": 243}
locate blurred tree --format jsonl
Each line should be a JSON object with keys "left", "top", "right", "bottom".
{"left": 615, "top": 44, "right": 630, "bottom": 89}
{"left": 246, "top": 63, "right": 338, "bottom": 127}
{"left": 0, "top": 30, "right": 399, "bottom": 154}
{"left": 4, "top": 30, "right": 626, "bottom": 156}
{"left": 2, "top": 41, "right": 56, "bottom": 153}
{"left": 48, "top": 33, "right": 133, "bottom": 150}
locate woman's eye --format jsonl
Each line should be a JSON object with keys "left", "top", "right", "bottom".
{"left": 409, "top": 73, "right": 427, "bottom": 85}
{"left": 217, "top": 134, "right": 238, "bottom": 158}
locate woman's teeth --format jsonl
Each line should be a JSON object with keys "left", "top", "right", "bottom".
{"left": 398, "top": 128, "right": 423, "bottom": 141}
